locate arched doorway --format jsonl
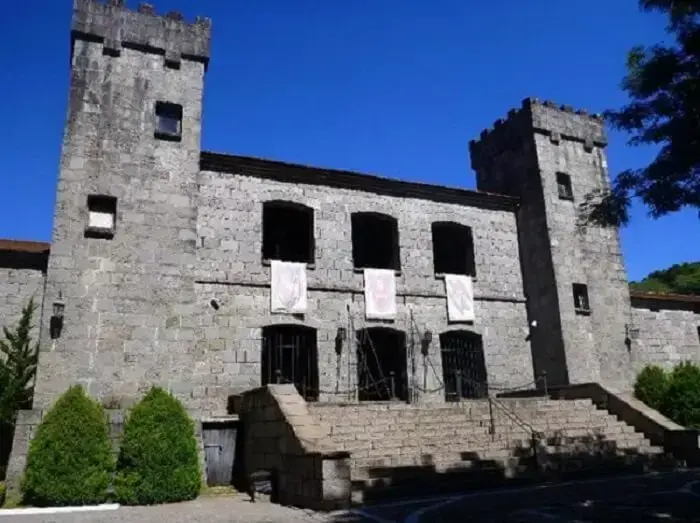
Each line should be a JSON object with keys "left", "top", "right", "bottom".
{"left": 261, "top": 324, "right": 319, "bottom": 401}
{"left": 439, "top": 330, "right": 488, "bottom": 401}
{"left": 356, "top": 327, "right": 408, "bottom": 402}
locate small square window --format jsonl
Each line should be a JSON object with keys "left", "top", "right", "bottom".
{"left": 573, "top": 283, "right": 590, "bottom": 314}
{"left": 85, "top": 195, "right": 117, "bottom": 239}
{"left": 155, "top": 101, "right": 182, "bottom": 141}
{"left": 557, "top": 172, "right": 574, "bottom": 201}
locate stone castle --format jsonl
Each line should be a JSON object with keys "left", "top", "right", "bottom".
{"left": 2, "top": 0, "right": 699, "bottom": 418}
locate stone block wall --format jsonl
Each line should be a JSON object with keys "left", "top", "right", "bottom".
{"left": 240, "top": 384, "right": 351, "bottom": 510}
{"left": 191, "top": 168, "right": 533, "bottom": 413}
{"left": 0, "top": 242, "right": 48, "bottom": 333}
{"left": 630, "top": 295, "right": 700, "bottom": 371}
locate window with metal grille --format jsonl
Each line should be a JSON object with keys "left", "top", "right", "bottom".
{"left": 262, "top": 201, "right": 315, "bottom": 264}
{"left": 431, "top": 221, "right": 476, "bottom": 276}
{"left": 351, "top": 212, "right": 400, "bottom": 271}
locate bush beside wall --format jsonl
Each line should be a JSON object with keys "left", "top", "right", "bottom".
{"left": 115, "top": 387, "right": 201, "bottom": 505}
{"left": 21, "top": 386, "right": 114, "bottom": 507}
{"left": 635, "top": 362, "right": 700, "bottom": 429}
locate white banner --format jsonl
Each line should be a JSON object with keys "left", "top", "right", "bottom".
{"left": 270, "top": 260, "right": 308, "bottom": 314}
{"left": 445, "top": 274, "right": 475, "bottom": 322}
{"left": 364, "top": 269, "right": 397, "bottom": 320}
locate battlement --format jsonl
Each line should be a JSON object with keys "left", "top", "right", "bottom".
{"left": 469, "top": 97, "right": 608, "bottom": 172}
{"left": 71, "top": 0, "right": 211, "bottom": 69}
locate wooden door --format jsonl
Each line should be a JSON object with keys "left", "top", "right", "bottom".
{"left": 202, "top": 421, "right": 238, "bottom": 486}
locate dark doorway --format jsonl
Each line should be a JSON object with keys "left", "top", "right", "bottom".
{"left": 202, "top": 420, "right": 243, "bottom": 487}
{"left": 439, "top": 330, "right": 488, "bottom": 401}
{"left": 261, "top": 324, "right": 319, "bottom": 401}
{"left": 356, "top": 327, "right": 408, "bottom": 402}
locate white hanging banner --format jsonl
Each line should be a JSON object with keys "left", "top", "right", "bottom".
{"left": 270, "top": 260, "right": 308, "bottom": 314}
{"left": 445, "top": 274, "right": 475, "bottom": 322}
{"left": 364, "top": 268, "right": 397, "bottom": 320}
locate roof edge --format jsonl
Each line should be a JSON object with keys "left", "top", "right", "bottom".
{"left": 200, "top": 151, "right": 520, "bottom": 212}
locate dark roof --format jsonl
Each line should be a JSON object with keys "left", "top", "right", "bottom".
{"left": 0, "top": 239, "right": 50, "bottom": 271}
{"left": 0, "top": 239, "right": 50, "bottom": 254}
{"left": 630, "top": 290, "right": 700, "bottom": 305}
{"left": 200, "top": 152, "right": 520, "bottom": 212}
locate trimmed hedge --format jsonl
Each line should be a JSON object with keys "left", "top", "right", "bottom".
{"left": 634, "top": 364, "right": 668, "bottom": 411}
{"left": 21, "top": 386, "right": 113, "bottom": 507}
{"left": 114, "top": 387, "right": 201, "bottom": 505}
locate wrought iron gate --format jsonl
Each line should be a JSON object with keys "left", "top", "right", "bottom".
{"left": 356, "top": 327, "right": 408, "bottom": 402}
{"left": 440, "top": 330, "right": 488, "bottom": 401}
{"left": 261, "top": 325, "right": 319, "bottom": 401}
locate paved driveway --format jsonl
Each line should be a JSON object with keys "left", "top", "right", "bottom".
{"left": 4, "top": 470, "right": 700, "bottom": 522}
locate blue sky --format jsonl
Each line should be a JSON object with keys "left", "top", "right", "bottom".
{"left": 0, "top": 1, "right": 697, "bottom": 281}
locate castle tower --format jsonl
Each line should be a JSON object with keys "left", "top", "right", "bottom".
{"left": 33, "top": 0, "right": 212, "bottom": 407}
{"left": 470, "top": 99, "right": 634, "bottom": 390}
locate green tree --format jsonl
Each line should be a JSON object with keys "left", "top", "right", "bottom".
{"left": 630, "top": 261, "right": 700, "bottom": 295}
{"left": 584, "top": 0, "right": 700, "bottom": 226}
{"left": 0, "top": 299, "right": 39, "bottom": 478}
{"left": 22, "top": 385, "right": 114, "bottom": 506}
{"left": 634, "top": 364, "right": 669, "bottom": 410}
{"left": 115, "top": 387, "right": 201, "bottom": 505}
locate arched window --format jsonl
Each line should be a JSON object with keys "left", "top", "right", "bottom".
{"left": 261, "top": 324, "right": 319, "bottom": 401}
{"left": 431, "top": 221, "right": 475, "bottom": 276}
{"left": 262, "top": 201, "right": 315, "bottom": 264}
{"left": 439, "top": 330, "right": 487, "bottom": 401}
{"left": 351, "top": 212, "right": 400, "bottom": 271}
{"left": 355, "top": 327, "right": 407, "bottom": 402}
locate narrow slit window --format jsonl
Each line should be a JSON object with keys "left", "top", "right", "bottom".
{"left": 557, "top": 172, "right": 574, "bottom": 201}
{"left": 262, "top": 201, "right": 315, "bottom": 264}
{"left": 85, "top": 195, "right": 117, "bottom": 239}
{"left": 431, "top": 222, "right": 476, "bottom": 276}
{"left": 573, "top": 283, "right": 590, "bottom": 313}
{"left": 351, "top": 212, "right": 400, "bottom": 271}
{"left": 154, "top": 101, "right": 183, "bottom": 141}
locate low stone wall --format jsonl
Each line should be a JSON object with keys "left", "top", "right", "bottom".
{"left": 240, "top": 385, "right": 351, "bottom": 511}
{"left": 5, "top": 408, "right": 207, "bottom": 499}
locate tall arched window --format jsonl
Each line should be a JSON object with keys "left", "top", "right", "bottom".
{"left": 262, "top": 201, "right": 315, "bottom": 264}
{"left": 431, "top": 221, "right": 475, "bottom": 276}
{"left": 351, "top": 212, "right": 400, "bottom": 271}
{"left": 261, "top": 324, "right": 319, "bottom": 401}
{"left": 355, "top": 327, "right": 408, "bottom": 402}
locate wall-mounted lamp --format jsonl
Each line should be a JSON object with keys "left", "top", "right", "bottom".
{"left": 420, "top": 330, "right": 433, "bottom": 356}
{"left": 335, "top": 327, "right": 347, "bottom": 355}
{"left": 50, "top": 294, "right": 66, "bottom": 340}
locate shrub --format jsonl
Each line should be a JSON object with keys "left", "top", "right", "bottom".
{"left": 634, "top": 364, "right": 669, "bottom": 410}
{"left": 114, "top": 387, "right": 201, "bottom": 505}
{"left": 22, "top": 385, "right": 113, "bottom": 507}
{"left": 0, "top": 481, "right": 5, "bottom": 507}
{"left": 660, "top": 362, "right": 700, "bottom": 428}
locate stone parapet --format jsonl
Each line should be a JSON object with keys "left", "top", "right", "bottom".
{"left": 240, "top": 385, "right": 351, "bottom": 511}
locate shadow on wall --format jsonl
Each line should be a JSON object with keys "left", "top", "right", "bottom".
{"left": 325, "top": 432, "right": 678, "bottom": 522}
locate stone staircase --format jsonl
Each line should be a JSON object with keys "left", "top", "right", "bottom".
{"left": 308, "top": 398, "right": 671, "bottom": 501}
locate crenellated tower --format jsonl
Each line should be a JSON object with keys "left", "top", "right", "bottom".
{"left": 33, "top": 0, "right": 212, "bottom": 407}
{"left": 470, "top": 98, "right": 634, "bottom": 390}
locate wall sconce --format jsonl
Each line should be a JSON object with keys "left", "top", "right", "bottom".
{"left": 50, "top": 294, "right": 66, "bottom": 340}
{"left": 421, "top": 330, "right": 432, "bottom": 356}
{"left": 335, "top": 327, "right": 347, "bottom": 356}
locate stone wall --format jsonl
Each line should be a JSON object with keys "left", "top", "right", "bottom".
{"left": 0, "top": 242, "right": 48, "bottom": 333}
{"left": 192, "top": 168, "right": 533, "bottom": 414}
{"left": 631, "top": 295, "right": 700, "bottom": 371}
{"left": 240, "top": 384, "right": 351, "bottom": 510}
